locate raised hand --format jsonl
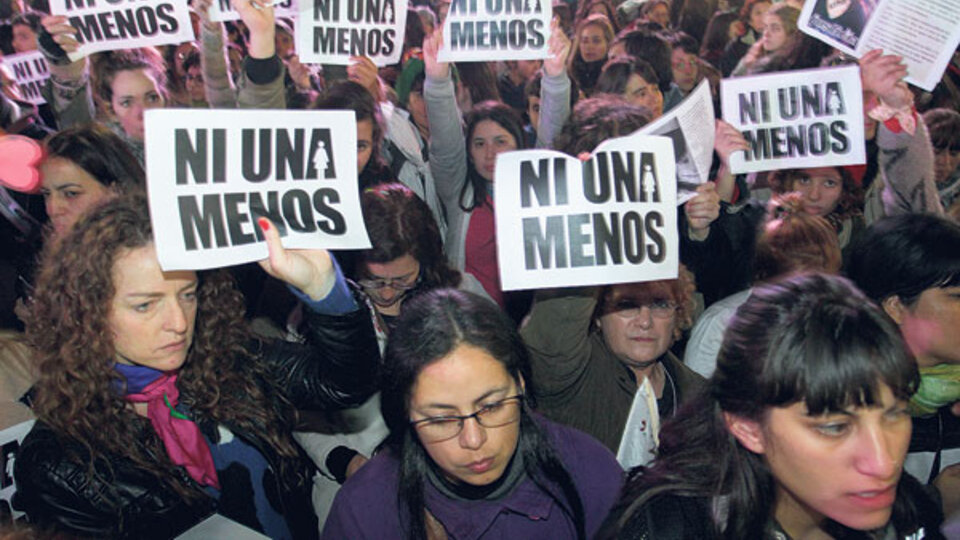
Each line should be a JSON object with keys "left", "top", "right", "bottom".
{"left": 235, "top": 0, "right": 276, "bottom": 59}
{"left": 423, "top": 26, "right": 449, "bottom": 80}
{"left": 684, "top": 181, "right": 720, "bottom": 241}
{"left": 860, "top": 49, "right": 911, "bottom": 109}
{"left": 543, "top": 18, "right": 571, "bottom": 78}
{"left": 256, "top": 218, "right": 336, "bottom": 301}
{"left": 347, "top": 55, "right": 381, "bottom": 100}
{"left": 41, "top": 15, "right": 80, "bottom": 54}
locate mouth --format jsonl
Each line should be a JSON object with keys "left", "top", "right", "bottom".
{"left": 465, "top": 457, "right": 495, "bottom": 474}
{"left": 846, "top": 484, "right": 896, "bottom": 509}
{"left": 159, "top": 340, "right": 186, "bottom": 352}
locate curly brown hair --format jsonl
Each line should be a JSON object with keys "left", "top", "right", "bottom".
{"left": 24, "top": 195, "right": 303, "bottom": 502}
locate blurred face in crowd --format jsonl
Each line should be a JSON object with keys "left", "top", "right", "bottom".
{"left": 731, "top": 384, "right": 910, "bottom": 537}
{"left": 12, "top": 23, "right": 37, "bottom": 53}
{"left": 578, "top": 23, "right": 609, "bottom": 63}
{"left": 110, "top": 68, "right": 165, "bottom": 141}
{"left": 407, "top": 90, "right": 430, "bottom": 139}
{"left": 357, "top": 118, "right": 375, "bottom": 173}
{"left": 275, "top": 29, "right": 295, "bottom": 59}
{"left": 624, "top": 74, "right": 663, "bottom": 119}
{"left": 469, "top": 120, "right": 518, "bottom": 182}
{"left": 791, "top": 167, "right": 843, "bottom": 218}
{"left": 890, "top": 286, "right": 960, "bottom": 368}
{"left": 358, "top": 254, "right": 421, "bottom": 317}
{"left": 748, "top": 1, "right": 771, "bottom": 33}
{"left": 109, "top": 244, "right": 198, "bottom": 372}
{"left": 933, "top": 146, "right": 960, "bottom": 186}
{"left": 527, "top": 95, "right": 540, "bottom": 131}
{"left": 40, "top": 158, "right": 113, "bottom": 237}
{"left": 185, "top": 65, "right": 205, "bottom": 103}
{"left": 670, "top": 48, "right": 699, "bottom": 93}
{"left": 408, "top": 344, "right": 523, "bottom": 486}
{"left": 598, "top": 282, "right": 679, "bottom": 377}
{"left": 762, "top": 12, "right": 789, "bottom": 52}
{"left": 645, "top": 2, "right": 670, "bottom": 28}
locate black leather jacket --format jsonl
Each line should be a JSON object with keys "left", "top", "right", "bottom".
{"left": 12, "top": 290, "right": 380, "bottom": 539}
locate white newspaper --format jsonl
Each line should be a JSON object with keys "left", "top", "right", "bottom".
{"left": 636, "top": 79, "right": 715, "bottom": 204}
{"left": 798, "top": 0, "right": 960, "bottom": 91}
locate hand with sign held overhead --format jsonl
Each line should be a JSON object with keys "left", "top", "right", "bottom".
{"left": 256, "top": 217, "right": 337, "bottom": 301}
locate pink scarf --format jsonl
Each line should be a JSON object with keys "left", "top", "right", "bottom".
{"left": 126, "top": 373, "right": 220, "bottom": 489}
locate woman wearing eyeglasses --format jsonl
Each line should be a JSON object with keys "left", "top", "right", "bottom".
{"left": 520, "top": 268, "right": 705, "bottom": 458}
{"left": 321, "top": 289, "right": 623, "bottom": 539}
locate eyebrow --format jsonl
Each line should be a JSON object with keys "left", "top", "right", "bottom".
{"left": 417, "top": 386, "right": 511, "bottom": 413}
{"left": 53, "top": 183, "right": 83, "bottom": 191}
{"left": 124, "top": 281, "right": 198, "bottom": 299}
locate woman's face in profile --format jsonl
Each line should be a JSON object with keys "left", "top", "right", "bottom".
{"left": 109, "top": 244, "right": 199, "bottom": 372}
{"left": 407, "top": 343, "right": 523, "bottom": 487}
{"left": 736, "top": 383, "right": 910, "bottom": 535}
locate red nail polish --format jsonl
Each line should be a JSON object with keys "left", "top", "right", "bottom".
{"left": 258, "top": 218, "right": 270, "bottom": 231}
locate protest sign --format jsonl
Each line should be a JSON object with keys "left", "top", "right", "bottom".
{"left": 49, "top": 0, "right": 194, "bottom": 57}
{"left": 0, "top": 419, "right": 34, "bottom": 522}
{"left": 295, "top": 0, "right": 408, "bottom": 66}
{"left": 145, "top": 109, "right": 371, "bottom": 271}
{"left": 438, "top": 0, "right": 551, "bottom": 62}
{"left": 495, "top": 132, "right": 677, "bottom": 291}
{"left": 798, "top": 0, "right": 960, "bottom": 91}
{"left": 0, "top": 52, "right": 49, "bottom": 105}
{"left": 209, "top": 0, "right": 298, "bottom": 23}
{"left": 637, "top": 79, "right": 714, "bottom": 203}
{"left": 720, "top": 65, "right": 865, "bottom": 175}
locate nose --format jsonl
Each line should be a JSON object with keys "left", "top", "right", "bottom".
{"left": 485, "top": 145, "right": 497, "bottom": 161}
{"left": 165, "top": 301, "right": 189, "bottom": 334}
{"left": 807, "top": 183, "right": 821, "bottom": 201}
{"left": 633, "top": 306, "right": 654, "bottom": 329}
{"left": 46, "top": 194, "right": 65, "bottom": 218}
{"left": 379, "top": 286, "right": 399, "bottom": 302}
{"left": 458, "top": 416, "right": 486, "bottom": 450}
{"left": 853, "top": 424, "right": 898, "bottom": 480}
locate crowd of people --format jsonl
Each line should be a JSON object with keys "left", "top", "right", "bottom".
{"left": 1, "top": 0, "right": 960, "bottom": 537}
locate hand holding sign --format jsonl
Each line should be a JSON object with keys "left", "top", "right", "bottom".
{"left": 714, "top": 120, "right": 749, "bottom": 169}
{"left": 237, "top": 0, "right": 276, "bottom": 59}
{"left": 257, "top": 217, "right": 337, "bottom": 301}
{"left": 683, "top": 181, "right": 719, "bottom": 241}
{"left": 859, "top": 49, "right": 911, "bottom": 109}
{"left": 41, "top": 15, "right": 81, "bottom": 54}
{"left": 193, "top": 0, "right": 222, "bottom": 32}
{"left": 347, "top": 56, "right": 381, "bottom": 100}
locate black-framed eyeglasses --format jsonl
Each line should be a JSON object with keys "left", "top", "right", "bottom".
{"left": 610, "top": 299, "right": 677, "bottom": 320}
{"left": 410, "top": 394, "right": 524, "bottom": 443}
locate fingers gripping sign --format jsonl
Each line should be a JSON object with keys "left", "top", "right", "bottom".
{"left": 257, "top": 217, "right": 337, "bottom": 301}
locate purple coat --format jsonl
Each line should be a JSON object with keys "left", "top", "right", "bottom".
{"left": 322, "top": 417, "right": 623, "bottom": 539}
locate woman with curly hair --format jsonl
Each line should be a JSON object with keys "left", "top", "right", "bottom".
{"left": 13, "top": 195, "right": 380, "bottom": 539}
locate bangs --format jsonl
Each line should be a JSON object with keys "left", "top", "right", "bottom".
{"left": 600, "top": 280, "right": 678, "bottom": 315}
{"left": 760, "top": 299, "right": 919, "bottom": 414}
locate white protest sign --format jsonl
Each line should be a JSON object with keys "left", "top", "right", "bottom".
{"left": 637, "top": 79, "right": 715, "bottom": 204}
{"left": 209, "top": 0, "right": 299, "bottom": 22}
{"left": 616, "top": 376, "right": 659, "bottom": 470}
{"left": 439, "top": 0, "right": 551, "bottom": 62}
{"left": 798, "top": 0, "right": 960, "bottom": 92}
{"left": 720, "top": 65, "right": 865, "bottom": 175}
{"left": 0, "top": 419, "right": 35, "bottom": 522}
{"left": 0, "top": 52, "right": 49, "bottom": 106}
{"left": 295, "top": 0, "right": 408, "bottom": 66}
{"left": 49, "top": 0, "right": 194, "bottom": 56}
{"left": 145, "top": 109, "right": 370, "bottom": 271}
{"left": 495, "top": 133, "right": 677, "bottom": 291}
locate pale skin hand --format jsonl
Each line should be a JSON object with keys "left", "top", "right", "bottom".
{"left": 235, "top": 0, "right": 275, "bottom": 59}
{"left": 713, "top": 119, "right": 750, "bottom": 202}
{"left": 542, "top": 18, "right": 571, "bottom": 78}
{"left": 859, "top": 49, "right": 912, "bottom": 110}
{"left": 256, "top": 218, "right": 336, "bottom": 301}
{"left": 40, "top": 15, "right": 85, "bottom": 77}
{"left": 347, "top": 55, "right": 382, "bottom": 101}
{"left": 287, "top": 54, "right": 313, "bottom": 91}
{"left": 685, "top": 181, "right": 720, "bottom": 241}
{"left": 192, "top": 0, "right": 221, "bottom": 32}
{"left": 423, "top": 27, "right": 449, "bottom": 80}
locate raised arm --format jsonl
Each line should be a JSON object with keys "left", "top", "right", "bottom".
{"left": 537, "top": 18, "right": 572, "bottom": 149}
{"left": 37, "top": 15, "right": 94, "bottom": 128}
{"left": 234, "top": 0, "right": 286, "bottom": 109}
{"left": 422, "top": 27, "right": 468, "bottom": 208}
{"left": 194, "top": 0, "right": 239, "bottom": 109}
{"left": 256, "top": 218, "right": 379, "bottom": 409}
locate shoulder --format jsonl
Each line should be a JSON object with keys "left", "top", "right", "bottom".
{"left": 537, "top": 416, "right": 623, "bottom": 493}
{"left": 324, "top": 450, "right": 402, "bottom": 538}
{"left": 664, "top": 352, "right": 707, "bottom": 399}
{"left": 598, "top": 492, "right": 717, "bottom": 540}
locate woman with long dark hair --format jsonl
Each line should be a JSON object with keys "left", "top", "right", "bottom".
{"left": 13, "top": 195, "right": 380, "bottom": 538}
{"left": 322, "top": 289, "right": 622, "bottom": 539}
{"left": 597, "top": 273, "right": 944, "bottom": 539}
